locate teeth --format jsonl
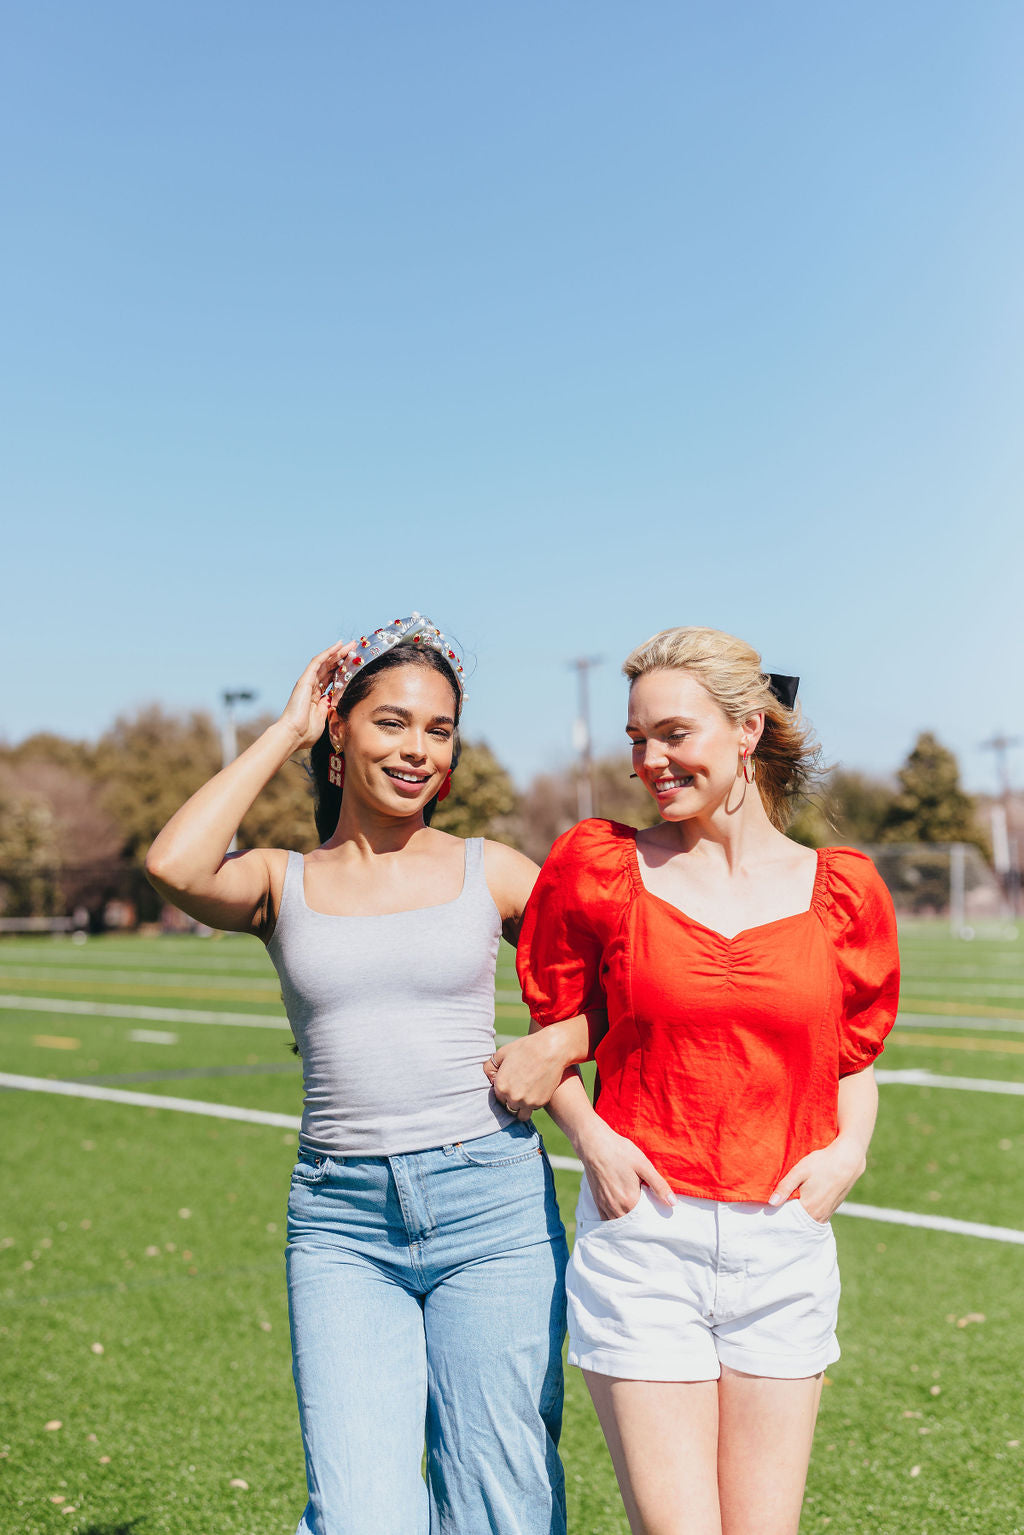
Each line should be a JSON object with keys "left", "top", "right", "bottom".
{"left": 657, "top": 777, "right": 692, "bottom": 790}
{"left": 388, "top": 770, "right": 426, "bottom": 783}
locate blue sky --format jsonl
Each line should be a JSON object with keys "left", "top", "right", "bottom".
{"left": 3, "top": 2, "right": 1022, "bottom": 793}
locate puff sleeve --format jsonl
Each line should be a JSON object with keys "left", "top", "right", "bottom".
{"left": 516, "top": 820, "right": 632, "bottom": 1049}
{"left": 824, "top": 849, "right": 901, "bottom": 1076}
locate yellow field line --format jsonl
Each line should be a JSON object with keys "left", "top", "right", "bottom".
{"left": 899, "top": 997, "right": 1024, "bottom": 1020}
{"left": 893, "top": 1032, "right": 1024, "bottom": 1057}
{"left": 0, "top": 977, "right": 280, "bottom": 1005}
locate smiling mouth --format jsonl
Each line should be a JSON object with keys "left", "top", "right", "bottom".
{"left": 384, "top": 768, "right": 432, "bottom": 786}
{"left": 653, "top": 774, "right": 694, "bottom": 793}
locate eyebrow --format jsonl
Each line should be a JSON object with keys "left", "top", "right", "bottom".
{"left": 625, "top": 716, "right": 699, "bottom": 733}
{"left": 370, "top": 704, "right": 456, "bottom": 727}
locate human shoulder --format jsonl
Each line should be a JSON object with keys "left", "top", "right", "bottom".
{"left": 482, "top": 839, "right": 540, "bottom": 929}
{"left": 818, "top": 846, "right": 896, "bottom": 933}
{"left": 546, "top": 817, "right": 637, "bottom": 873}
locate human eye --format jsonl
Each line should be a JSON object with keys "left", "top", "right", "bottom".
{"left": 430, "top": 727, "right": 452, "bottom": 740}
{"left": 667, "top": 731, "right": 689, "bottom": 741}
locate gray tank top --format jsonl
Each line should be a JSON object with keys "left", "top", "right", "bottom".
{"left": 265, "top": 838, "right": 515, "bottom": 1156}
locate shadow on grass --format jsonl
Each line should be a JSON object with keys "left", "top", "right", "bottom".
{"left": 77, "top": 1524, "right": 145, "bottom": 1535}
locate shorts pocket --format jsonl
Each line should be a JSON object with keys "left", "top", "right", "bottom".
{"left": 790, "top": 1196, "right": 831, "bottom": 1233}
{"left": 576, "top": 1179, "right": 648, "bottom": 1234}
{"left": 457, "top": 1122, "right": 543, "bottom": 1167}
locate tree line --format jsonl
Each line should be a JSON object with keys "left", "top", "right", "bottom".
{"left": 0, "top": 706, "right": 987, "bottom": 923}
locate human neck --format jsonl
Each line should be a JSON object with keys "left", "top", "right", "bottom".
{"left": 327, "top": 799, "right": 429, "bottom": 856}
{"left": 654, "top": 787, "right": 781, "bottom": 870}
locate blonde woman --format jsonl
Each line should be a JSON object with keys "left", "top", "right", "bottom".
{"left": 488, "top": 627, "right": 899, "bottom": 1535}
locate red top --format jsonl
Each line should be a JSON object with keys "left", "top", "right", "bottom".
{"left": 518, "top": 819, "right": 900, "bottom": 1203}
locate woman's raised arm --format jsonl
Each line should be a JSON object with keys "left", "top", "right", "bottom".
{"left": 145, "top": 642, "right": 352, "bottom": 935}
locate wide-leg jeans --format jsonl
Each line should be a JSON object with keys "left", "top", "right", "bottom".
{"left": 286, "top": 1119, "right": 569, "bottom": 1535}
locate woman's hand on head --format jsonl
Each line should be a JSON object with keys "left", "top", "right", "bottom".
{"left": 279, "top": 642, "right": 358, "bottom": 751}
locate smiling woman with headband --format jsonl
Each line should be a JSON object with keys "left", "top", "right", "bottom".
{"left": 145, "top": 614, "right": 569, "bottom": 1535}
{"left": 487, "top": 625, "right": 900, "bottom": 1535}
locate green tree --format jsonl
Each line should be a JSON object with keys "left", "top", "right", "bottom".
{"left": 880, "top": 732, "right": 983, "bottom": 847}
{"left": 0, "top": 776, "right": 61, "bottom": 915}
{"left": 94, "top": 706, "right": 221, "bottom": 863}
{"left": 236, "top": 716, "right": 319, "bottom": 853}
{"left": 431, "top": 741, "right": 519, "bottom": 842}
{"left": 788, "top": 769, "right": 898, "bottom": 849}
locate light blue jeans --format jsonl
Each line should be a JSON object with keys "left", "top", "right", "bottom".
{"left": 286, "top": 1119, "right": 568, "bottom": 1535}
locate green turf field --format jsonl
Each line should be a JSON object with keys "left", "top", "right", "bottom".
{"left": 2, "top": 922, "right": 1023, "bottom": 1534}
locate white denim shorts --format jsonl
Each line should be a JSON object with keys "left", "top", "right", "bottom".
{"left": 568, "top": 1177, "right": 841, "bottom": 1382}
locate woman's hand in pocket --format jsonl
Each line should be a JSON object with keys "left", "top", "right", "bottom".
{"left": 576, "top": 1118, "right": 676, "bottom": 1221}
{"left": 768, "top": 1135, "right": 867, "bottom": 1223}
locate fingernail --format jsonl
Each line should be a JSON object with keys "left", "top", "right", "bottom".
{"left": 768, "top": 1194, "right": 781, "bottom": 1206}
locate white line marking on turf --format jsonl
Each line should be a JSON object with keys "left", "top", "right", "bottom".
{"left": 897, "top": 1014, "right": 1024, "bottom": 1033}
{"left": 876, "top": 1069, "right": 1024, "bottom": 1096}
{"left": 3, "top": 1075, "right": 1024, "bottom": 1248}
{"left": 0, "top": 995, "right": 289, "bottom": 1030}
{"left": 0, "top": 1073, "right": 300, "bottom": 1129}
{"left": 128, "top": 1030, "right": 179, "bottom": 1045}
{"left": 836, "top": 1202, "right": 1024, "bottom": 1245}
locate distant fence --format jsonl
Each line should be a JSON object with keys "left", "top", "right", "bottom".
{"left": 0, "top": 915, "right": 76, "bottom": 933}
{"left": 0, "top": 860, "right": 161, "bottom": 933}
{"left": 863, "top": 842, "right": 1011, "bottom": 927}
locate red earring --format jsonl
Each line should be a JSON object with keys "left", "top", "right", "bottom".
{"left": 741, "top": 748, "right": 756, "bottom": 784}
{"left": 437, "top": 770, "right": 452, "bottom": 803}
{"left": 328, "top": 753, "right": 345, "bottom": 788}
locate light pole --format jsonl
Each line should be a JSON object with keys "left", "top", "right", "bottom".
{"left": 222, "top": 689, "right": 257, "bottom": 853}
{"left": 981, "top": 731, "right": 1021, "bottom": 915}
{"left": 570, "top": 658, "right": 601, "bottom": 822}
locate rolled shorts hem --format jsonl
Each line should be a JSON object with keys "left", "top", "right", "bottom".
{"left": 568, "top": 1345, "right": 722, "bottom": 1383}
{"left": 714, "top": 1336, "right": 841, "bottom": 1379}
{"left": 569, "top": 1336, "right": 841, "bottom": 1383}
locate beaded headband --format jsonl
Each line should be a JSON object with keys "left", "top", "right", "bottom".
{"left": 329, "top": 612, "right": 466, "bottom": 704}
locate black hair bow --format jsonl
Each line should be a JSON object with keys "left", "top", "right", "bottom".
{"left": 767, "top": 673, "right": 799, "bottom": 710}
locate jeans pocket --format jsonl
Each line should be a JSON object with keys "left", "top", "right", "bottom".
{"left": 458, "top": 1123, "right": 543, "bottom": 1167}
{"left": 292, "top": 1151, "right": 330, "bottom": 1186}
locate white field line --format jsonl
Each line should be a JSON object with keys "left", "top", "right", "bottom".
{"left": 0, "top": 995, "right": 289, "bottom": 1030}
{"left": 876, "top": 1068, "right": 1024, "bottom": 1096}
{"left": 2, "top": 1072, "right": 1022, "bottom": 1248}
{"left": 897, "top": 1014, "right": 1024, "bottom": 1033}
{"left": 0, "top": 1073, "right": 300, "bottom": 1128}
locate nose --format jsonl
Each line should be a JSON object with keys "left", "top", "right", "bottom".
{"left": 642, "top": 739, "right": 668, "bottom": 771}
{"left": 401, "top": 729, "right": 428, "bottom": 762}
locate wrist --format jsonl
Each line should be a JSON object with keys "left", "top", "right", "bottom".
{"left": 536, "top": 1020, "right": 585, "bottom": 1068}
{"left": 266, "top": 716, "right": 310, "bottom": 758}
{"left": 832, "top": 1132, "right": 868, "bottom": 1171}
{"left": 570, "top": 1114, "right": 611, "bottom": 1161}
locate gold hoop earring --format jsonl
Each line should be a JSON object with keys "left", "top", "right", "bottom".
{"left": 741, "top": 748, "right": 756, "bottom": 784}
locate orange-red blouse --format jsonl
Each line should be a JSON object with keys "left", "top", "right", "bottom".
{"left": 518, "top": 819, "right": 900, "bottom": 1203}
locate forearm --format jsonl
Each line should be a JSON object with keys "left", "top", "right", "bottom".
{"left": 146, "top": 719, "right": 301, "bottom": 892}
{"left": 543, "top": 1071, "right": 604, "bottom": 1156}
{"left": 836, "top": 1065, "right": 878, "bottom": 1161}
{"left": 527, "top": 1014, "right": 592, "bottom": 1067}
